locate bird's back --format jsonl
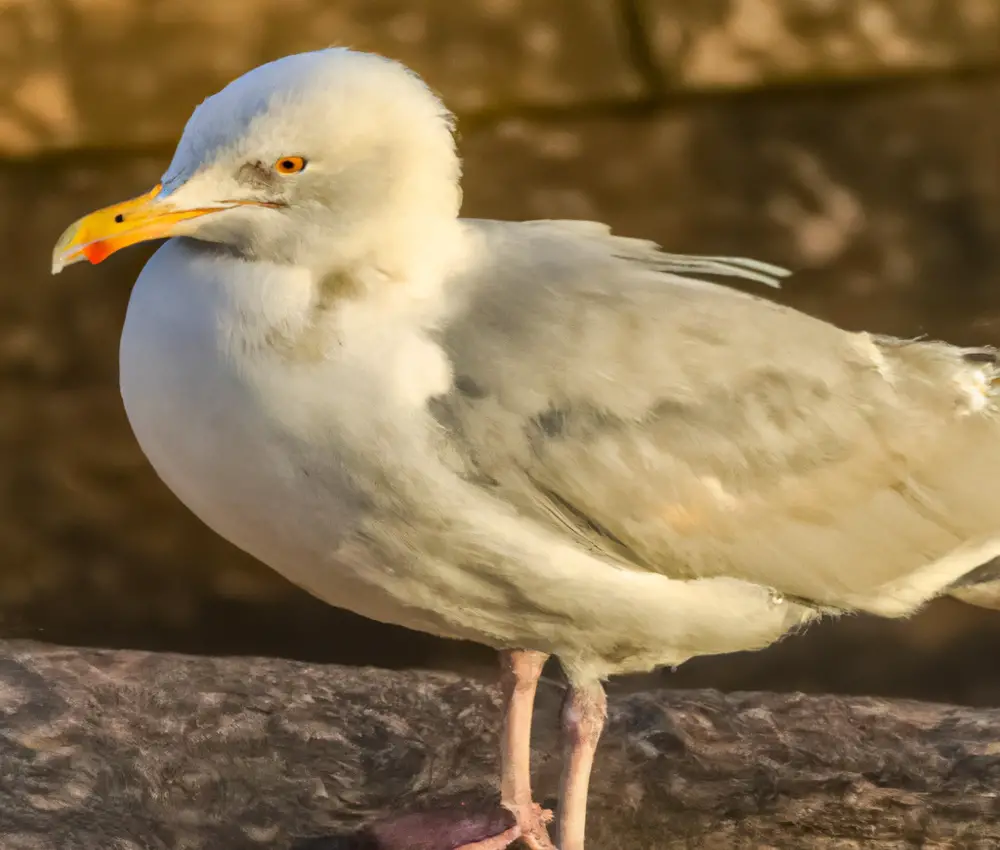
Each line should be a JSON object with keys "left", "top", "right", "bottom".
{"left": 434, "top": 219, "right": 1000, "bottom": 618}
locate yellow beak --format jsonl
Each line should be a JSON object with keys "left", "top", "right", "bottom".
{"left": 51, "top": 185, "right": 278, "bottom": 274}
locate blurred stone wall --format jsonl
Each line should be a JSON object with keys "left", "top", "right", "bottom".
{"left": 3, "top": 0, "right": 1000, "bottom": 703}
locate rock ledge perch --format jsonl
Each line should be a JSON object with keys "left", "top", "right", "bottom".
{"left": 0, "top": 640, "right": 998, "bottom": 848}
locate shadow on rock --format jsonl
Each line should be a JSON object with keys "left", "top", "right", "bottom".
{"left": 293, "top": 805, "right": 517, "bottom": 850}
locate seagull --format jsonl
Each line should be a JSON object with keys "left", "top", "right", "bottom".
{"left": 52, "top": 48, "right": 1000, "bottom": 850}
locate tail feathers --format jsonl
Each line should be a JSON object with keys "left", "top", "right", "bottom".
{"left": 950, "top": 556, "right": 1000, "bottom": 588}
{"left": 961, "top": 347, "right": 1000, "bottom": 367}
{"left": 872, "top": 337, "right": 1000, "bottom": 417}
{"left": 949, "top": 557, "right": 1000, "bottom": 611}
{"left": 951, "top": 580, "right": 1000, "bottom": 611}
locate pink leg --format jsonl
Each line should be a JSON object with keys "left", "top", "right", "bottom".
{"left": 556, "top": 681, "right": 607, "bottom": 850}
{"left": 496, "top": 649, "right": 555, "bottom": 850}
{"left": 409, "top": 650, "right": 549, "bottom": 850}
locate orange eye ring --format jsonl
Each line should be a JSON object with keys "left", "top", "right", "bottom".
{"left": 274, "top": 156, "right": 307, "bottom": 174}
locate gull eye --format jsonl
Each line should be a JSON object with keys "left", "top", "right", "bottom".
{"left": 274, "top": 156, "right": 307, "bottom": 175}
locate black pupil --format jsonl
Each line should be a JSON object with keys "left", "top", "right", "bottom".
{"left": 282, "top": 160, "right": 295, "bottom": 170}
{"left": 114, "top": 214, "right": 124, "bottom": 223}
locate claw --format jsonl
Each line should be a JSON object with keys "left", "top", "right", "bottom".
{"left": 502, "top": 802, "right": 555, "bottom": 850}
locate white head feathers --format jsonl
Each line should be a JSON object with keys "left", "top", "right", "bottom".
{"left": 158, "top": 48, "right": 463, "bottom": 272}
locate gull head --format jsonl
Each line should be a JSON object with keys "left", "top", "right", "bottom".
{"left": 52, "top": 49, "right": 462, "bottom": 274}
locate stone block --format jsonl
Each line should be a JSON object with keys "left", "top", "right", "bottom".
{"left": 0, "top": 0, "right": 642, "bottom": 154}
{"left": 637, "top": 0, "right": 1000, "bottom": 89}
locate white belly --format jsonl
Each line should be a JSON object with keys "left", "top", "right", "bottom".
{"left": 118, "top": 244, "right": 386, "bottom": 620}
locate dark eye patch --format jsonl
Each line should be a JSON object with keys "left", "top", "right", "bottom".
{"left": 236, "top": 161, "right": 278, "bottom": 191}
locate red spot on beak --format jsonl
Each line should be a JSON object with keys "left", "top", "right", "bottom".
{"left": 82, "top": 241, "right": 113, "bottom": 265}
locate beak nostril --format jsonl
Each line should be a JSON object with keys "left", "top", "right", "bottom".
{"left": 114, "top": 213, "right": 125, "bottom": 224}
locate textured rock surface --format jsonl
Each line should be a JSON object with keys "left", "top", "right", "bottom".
{"left": 1, "top": 641, "right": 999, "bottom": 849}
{"left": 637, "top": 0, "right": 1000, "bottom": 89}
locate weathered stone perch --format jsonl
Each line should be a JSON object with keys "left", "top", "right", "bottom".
{"left": 1, "top": 640, "right": 998, "bottom": 849}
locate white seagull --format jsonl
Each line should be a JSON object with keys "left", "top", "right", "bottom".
{"left": 52, "top": 48, "right": 1000, "bottom": 850}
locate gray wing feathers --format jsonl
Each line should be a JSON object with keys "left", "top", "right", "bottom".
{"left": 520, "top": 220, "right": 791, "bottom": 288}
{"left": 437, "top": 220, "right": 1000, "bottom": 617}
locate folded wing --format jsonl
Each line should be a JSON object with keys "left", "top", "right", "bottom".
{"left": 434, "top": 219, "right": 1000, "bottom": 616}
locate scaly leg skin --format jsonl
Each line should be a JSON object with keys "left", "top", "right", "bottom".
{"left": 493, "top": 649, "right": 555, "bottom": 850}
{"left": 556, "top": 681, "right": 608, "bottom": 850}
{"left": 365, "top": 649, "right": 553, "bottom": 850}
